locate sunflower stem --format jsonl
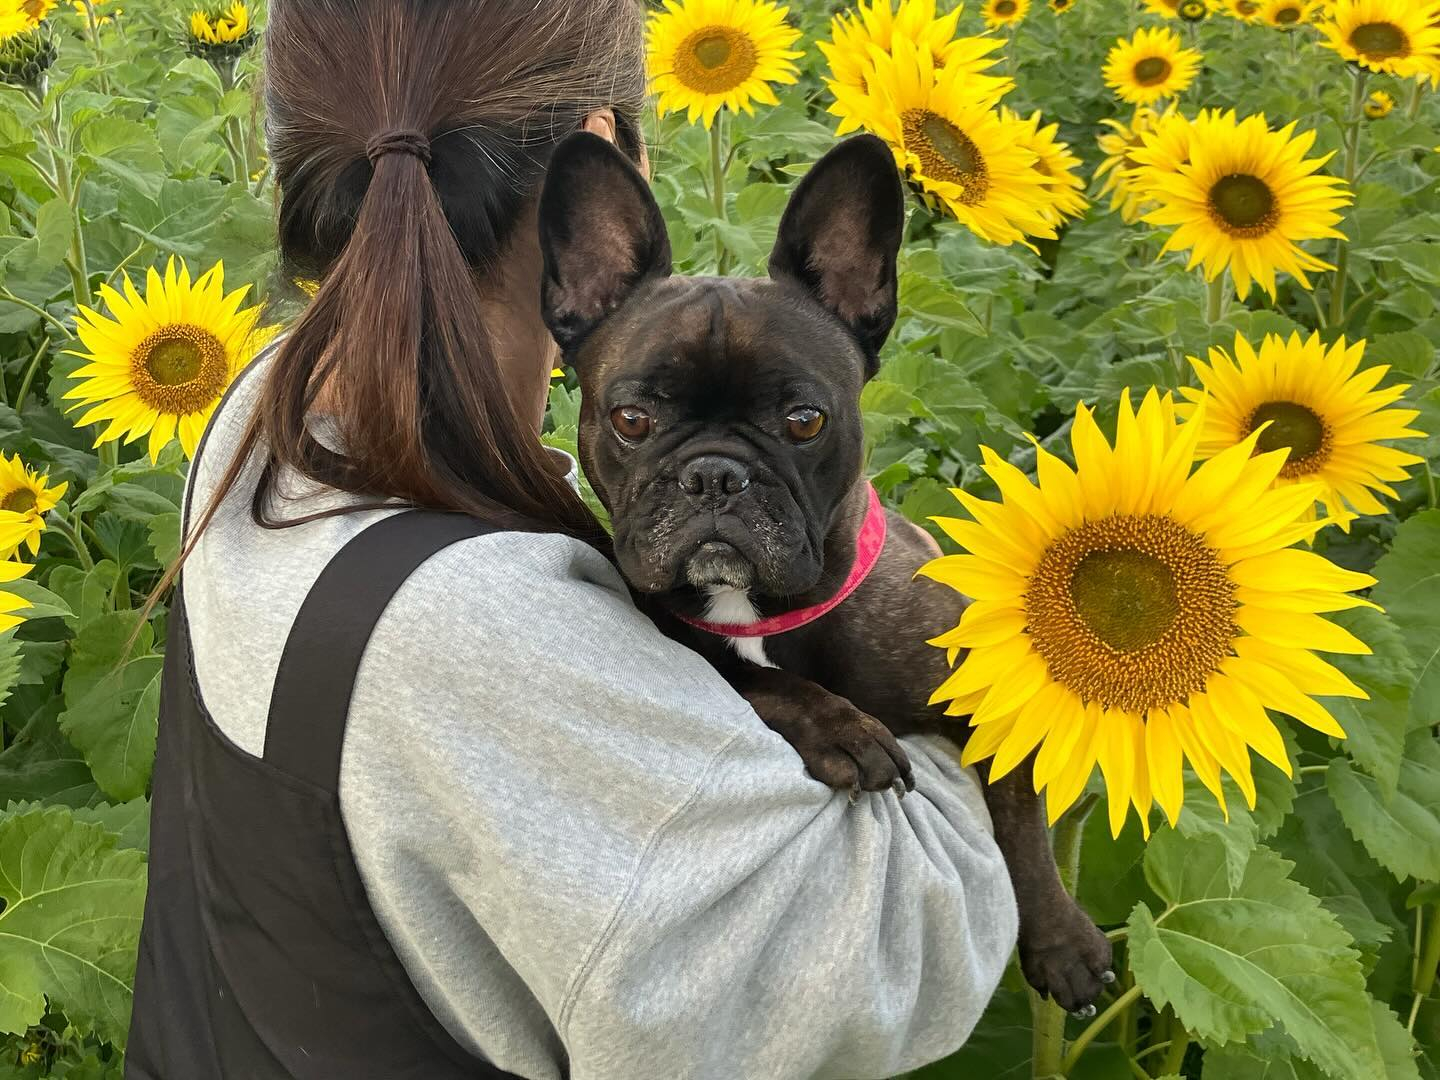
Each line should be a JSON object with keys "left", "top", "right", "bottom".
{"left": 1205, "top": 273, "right": 1226, "bottom": 323}
{"left": 1406, "top": 80, "right": 1425, "bottom": 121}
{"left": 1061, "top": 984, "right": 1143, "bottom": 1074}
{"left": 52, "top": 510, "right": 94, "bottom": 572}
{"left": 41, "top": 108, "right": 93, "bottom": 311}
{"left": 0, "top": 288, "right": 71, "bottom": 338}
{"left": 12, "top": 336, "right": 49, "bottom": 416}
{"left": 1327, "top": 68, "right": 1368, "bottom": 328}
{"left": 97, "top": 440, "right": 118, "bottom": 473}
{"left": 1030, "top": 793, "right": 1100, "bottom": 1079}
{"left": 1160, "top": 1017, "right": 1191, "bottom": 1075}
{"left": 1411, "top": 902, "right": 1440, "bottom": 1034}
{"left": 1030, "top": 990, "right": 1068, "bottom": 1079}
{"left": 710, "top": 114, "right": 731, "bottom": 277}
{"left": 81, "top": 1, "right": 109, "bottom": 95}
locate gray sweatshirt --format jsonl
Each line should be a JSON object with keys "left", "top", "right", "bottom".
{"left": 183, "top": 364, "right": 1019, "bottom": 1080}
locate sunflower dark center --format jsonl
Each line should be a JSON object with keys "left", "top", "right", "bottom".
{"left": 1133, "top": 56, "right": 1172, "bottom": 85}
{"left": 675, "top": 26, "right": 758, "bottom": 93}
{"left": 1070, "top": 548, "right": 1181, "bottom": 652}
{"left": 1025, "top": 514, "right": 1237, "bottom": 713}
{"left": 1351, "top": 22, "right": 1408, "bottom": 59}
{"left": 131, "top": 324, "right": 230, "bottom": 416}
{"left": 1248, "top": 400, "right": 1333, "bottom": 477}
{"left": 995, "top": 0, "right": 1018, "bottom": 13}
{"left": 903, "top": 109, "right": 989, "bottom": 205}
{"left": 1275, "top": 5, "right": 1300, "bottom": 23}
{"left": 1, "top": 488, "right": 35, "bottom": 514}
{"left": 1209, "top": 174, "right": 1278, "bottom": 236}
{"left": 1236, "top": 0, "right": 1258, "bottom": 12}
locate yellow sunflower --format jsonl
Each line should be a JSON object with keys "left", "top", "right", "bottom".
{"left": 922, "top": 389, "right": 1374, "bottom": 836}
{"left": 1137, "top": 110, "right": 1352, "bottom": 299}
{"left": 1004, "top": 107, "right": 1088, "bottom": 225}
{"left": 1104, "top": 26, "right": 1203, "bottom": 106}
{"left": 647, "top": 0, "right": 802, "bottom": 130}
{"left": 1259, "top": 0, "right": 1320, "bottom": 27}
{"left": 831, "top": 36, "right": 1055, "bottom": 247}
{"left": 0, "top": 559, "right": 32, "bottom": 633}
{"left": 819, "top": 0, "right": 1010, "bottom": 127}
{"left": 1049, "top": 0, "right": 1076, "bottom": 11}
{"left": 821, "top": 0, "right": 958, "bottom": 93}
{"left": 0, "top": 454, "right": 65, "bottom": 557}
{"left": 1222, "top": 0, "right": 1263, "bottom": 18}
{"left": 1180, "top": 332, "right": 1425, "bottom": 530}
{"left": 189, "top": 1, "right": 249, "bottom": 45}
{"left": 1364, "top": 89, "right": 1396, "bottom": 118}
{"left": 1094, "top": 105, "right": 1173, "bottom": 223}
{"left": 1318, "top": 0, "right": 1440, "bottom": 79}
{"left": 66, "top": 258, "right": 279, "bottom": 462}
{"left": 981, "top": 0, "right": 1029, "bottom": 29}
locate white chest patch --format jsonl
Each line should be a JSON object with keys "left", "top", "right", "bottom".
{"left": 704, "top": 587, "right": 776, "bottom": 669}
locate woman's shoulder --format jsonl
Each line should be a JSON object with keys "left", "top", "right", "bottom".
{"left": 374, "top": 527, "right": 754, "bottom": 716}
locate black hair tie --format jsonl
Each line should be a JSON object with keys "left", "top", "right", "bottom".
{"left": 366, "top": 129, "right": 432, "bottom": 166}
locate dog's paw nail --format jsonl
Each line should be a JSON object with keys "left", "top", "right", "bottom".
{"left": 848, "top": 786, "right": 861, "bottom": 805}
{"left": 1101, "top": 970, "right": 1117, "bottom": 985}
{"left": 891, "top": 777, "right": 908, "bottom": 799}
{"left": 1071, "top": 1004, "right": 1097, "bottom": 1019}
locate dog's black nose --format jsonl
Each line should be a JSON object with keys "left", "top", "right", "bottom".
{"left": 679, "top": 455, "right": 751, "bottom": 500}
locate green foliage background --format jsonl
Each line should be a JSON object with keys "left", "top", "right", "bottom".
{"left": 0, "top": 0, "right": 1435, "bottom": 1077}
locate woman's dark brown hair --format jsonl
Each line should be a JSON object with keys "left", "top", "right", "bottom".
{"left": 190, "top": 0, "right": 646, "bottom": 558}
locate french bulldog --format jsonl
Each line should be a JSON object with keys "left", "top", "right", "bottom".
{"left": 537, "top": 131, "right": 1114, "bottom": 1013}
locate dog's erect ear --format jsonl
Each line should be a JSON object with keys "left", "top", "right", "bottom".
{"left": 768, "top": 134, "right": 905, "bottom": 372}
{"left": 539, "top": 132, "right": 672, "bottom": 354}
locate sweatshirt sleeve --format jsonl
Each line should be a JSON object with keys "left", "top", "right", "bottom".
{"left": 338, "top": 532, "right": 1019, "bottom": 1080}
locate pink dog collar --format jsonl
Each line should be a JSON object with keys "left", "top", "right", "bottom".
{"left": 678, "top": 485, "right": 888, "bottom": 639}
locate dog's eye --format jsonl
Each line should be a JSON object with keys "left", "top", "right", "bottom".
{"left": 611, "top": 405, "right": 653, "bottom": 442}
{"left": 786, "top": 407, "right": 826, "bottom": 443}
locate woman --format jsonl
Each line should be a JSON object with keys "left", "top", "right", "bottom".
{"left": 126, "top": 2, "right": 1019, "bottom": 1078}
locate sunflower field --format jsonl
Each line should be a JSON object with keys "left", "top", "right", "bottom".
{"left": 0, "top": 0, "right": 1436, "bottom": 1075}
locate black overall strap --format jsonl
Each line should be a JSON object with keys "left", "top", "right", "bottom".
{"left": 264, "top": 510, "right": 498, "bottom": 790}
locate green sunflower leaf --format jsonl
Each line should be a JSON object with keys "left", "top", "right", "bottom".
{"left": 1127, "top": 831, "right": 1384, "bottom": 1080}
{"left": 0, "top": 806, "right": 146, "bottom": 1047}
{"left": 1323, "top": 607, "right": 1416, "bottom": 799}
{"left": 57, "top": 612, "right": 160, "bottom": 802}
{"left": 1371, "top": 510, "right": 1440, "bottom": 732}
{"left": 1326, "top": 733, "right": 1440, "bottom": 884}
{"left": 0, "top": 700, "right": 98, "bottom": 808}
{"left": 0, "top": 631, "right": 23, "bottom": 713}
{"left": 72, "top": 798, "right": 150, "bottom": 854}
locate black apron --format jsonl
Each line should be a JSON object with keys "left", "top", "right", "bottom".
{"left": 126, "top": 508, "right": 530, "bottom": 1079}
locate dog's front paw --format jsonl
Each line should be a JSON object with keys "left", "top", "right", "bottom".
{"left": 800, "top": 707, "right": 914, "bottom": 798}
{"left": 1019, "top": 900, "right": 1114, "bottom": 1014}
{"left": 764, "top": 699, "right": 913, "bottom": 798}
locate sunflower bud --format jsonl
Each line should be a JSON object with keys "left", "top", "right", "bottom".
{"left": 1363, "top": 90, "right": 1395, "bottom": 120}
{"left": 0, "top": 25, "right": 55, "bottom": 89}
{"left": 186, "top": 1, "right": 255, "bottom": 66}
{"left": 1177, "top": 0, "right": 1209, "bottom": 21}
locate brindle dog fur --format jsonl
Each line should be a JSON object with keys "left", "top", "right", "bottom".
{"left": 537, "top": 131, "right": 1114, "bottom": 1012}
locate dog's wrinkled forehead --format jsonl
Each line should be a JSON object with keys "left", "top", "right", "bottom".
{"left": 582, "top": 276, "right": 867, "bottom": 407}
